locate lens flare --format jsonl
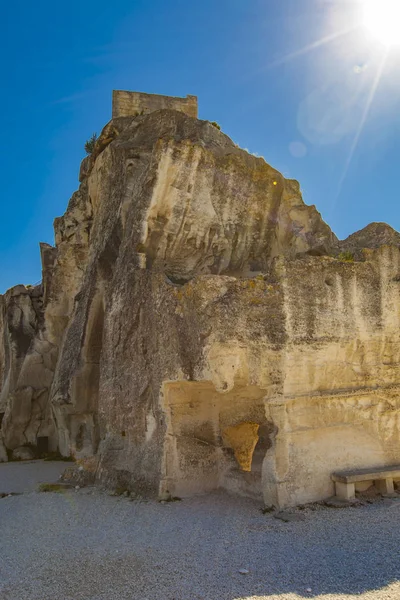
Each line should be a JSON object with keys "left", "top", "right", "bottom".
{"left": 363, "top": 0, "right": 400, "bottom": 46}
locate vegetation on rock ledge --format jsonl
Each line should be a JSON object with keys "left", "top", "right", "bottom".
{"left": 84, "top": 133, "right": 98, "bottom": 155}
{"left": 210, "top": 121, "right": 221, "bottom": 130}
{"left": 337, "top": 251, "right": 354, "bottom": 262}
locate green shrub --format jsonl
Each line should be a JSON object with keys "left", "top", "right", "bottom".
{"left": 84, "top": 133, "right": 98, "bottom": 155}
{"left": 210, "top": 121, "right": 221, "bottom": 130}
{"left": 338, "top": 251, "right": 354, "bottom": 262}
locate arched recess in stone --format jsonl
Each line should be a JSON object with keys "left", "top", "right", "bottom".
{"left": 160, "top": 381, "right": 273, "bottom": 500}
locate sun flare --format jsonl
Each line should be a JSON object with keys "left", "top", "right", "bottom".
{"left": 363, "top": 0, "right": 400, "bottom": 46}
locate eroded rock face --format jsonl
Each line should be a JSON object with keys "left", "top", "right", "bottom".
{"left": 0, "top": 284, "right": 56, "bottom": 456}
{"left": 1, "top": 102, "right": 400, "bottom": 508}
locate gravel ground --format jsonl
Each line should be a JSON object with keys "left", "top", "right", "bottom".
{"left": 0, "top": 462, "right": 400, "bottom": 600}
{"left": 0, "top": 460, "right": 71, "bottom": 494}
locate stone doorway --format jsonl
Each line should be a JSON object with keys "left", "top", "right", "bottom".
{"left": 37, "top": 436, "right": 49, "bottom": 455}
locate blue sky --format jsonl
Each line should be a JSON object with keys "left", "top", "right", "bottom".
{"left": 1, "top": 0, "right": 400, "bottom": 292}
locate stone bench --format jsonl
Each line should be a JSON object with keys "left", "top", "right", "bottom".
{"left": 332, "top": 466, "right": 400, "bottom": 500}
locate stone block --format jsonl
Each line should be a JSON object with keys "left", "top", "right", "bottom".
{"left": 376, "top": 477, "right": 394, "bottom": 495}
{"left": 335, "top": 481, "right": 356, "bottom": 501}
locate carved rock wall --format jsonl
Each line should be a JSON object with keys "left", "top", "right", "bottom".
{"left": 1, "top": 106, "right": 399, "bottom": 507}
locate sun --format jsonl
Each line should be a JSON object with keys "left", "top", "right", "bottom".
{"left": 363, "top": 0, "right": 400, "bottom": 46}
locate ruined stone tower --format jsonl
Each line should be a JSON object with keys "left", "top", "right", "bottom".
{"left": 112, "top": 90, "right": 198, "bottom": 119}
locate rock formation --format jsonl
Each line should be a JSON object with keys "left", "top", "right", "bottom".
{"left": 1, "top": 90, "right": 400, "bottom": 508}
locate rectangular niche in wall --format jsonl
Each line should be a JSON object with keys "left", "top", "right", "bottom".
{"left": 37, "top": 436, "right": 49, "bottom": 455}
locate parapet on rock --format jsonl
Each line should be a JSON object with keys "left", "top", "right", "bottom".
{"left": 112, "top": 89, "right": 198, "bottom": 119}
{"left": 1, "top": 90, "right": 400, "bottom": 508}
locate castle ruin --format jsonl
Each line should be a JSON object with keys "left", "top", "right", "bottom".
{"left": 112, "top": 90, "right": 198, "bottom": 119}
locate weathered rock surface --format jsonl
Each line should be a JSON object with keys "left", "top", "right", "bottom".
{"left": 0, "top": 282, "right": 57, "bottom": 457}
{"left": 341, "top": 222, "right": 400, "bottom": 252}
{"left": 0, "top": 438, "right": 7, "bottom": 463}
{"left": 12, "top": 446, "right": 35, "bottom": 461}
{"left": 1, "top": 94, "right": 400, "bottom": 508}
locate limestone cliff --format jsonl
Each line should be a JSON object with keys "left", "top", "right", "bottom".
{"left": 1, "top": 95, "right": 400, "bottom": 508}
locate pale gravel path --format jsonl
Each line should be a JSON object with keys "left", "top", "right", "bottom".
{"left": 0, "top": 460, "right": 71, "bottom": 493}
{"left": 0, "top": 462, "right": 400, "bottom": 600}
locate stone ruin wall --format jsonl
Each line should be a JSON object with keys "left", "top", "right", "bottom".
{"left": 1, "top": 91, "right": 400, "bottom": 508}
{"left": 112, "top": 90, "right": 198, "bottom": 119}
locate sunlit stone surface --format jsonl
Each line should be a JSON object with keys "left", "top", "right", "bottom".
{"left": 1, "top": 91, "right": 400, "bottom": 508}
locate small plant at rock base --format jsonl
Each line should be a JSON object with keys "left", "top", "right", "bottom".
{"left": 113, "top": 487, "right": 130, "bottom": 496}
{"left": 261, "top": 505, "right": 275, "bottom": 514}
{"left": 42, "top": 451, "right": 75, "bottom": 462}
{"left": 210, "top": 121, "right": 221, "bottom": 130}
{"left": 38, "top": 483, "right": 73, "bottom": 493}
{"left": 84, "top": 133, "right": 98, "bottom": 155}
{"left": 159, "top": 495, "right": 182, "bottom": 503}
{"left": 338, "top": 251, "right": 354, "bottom": 262}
